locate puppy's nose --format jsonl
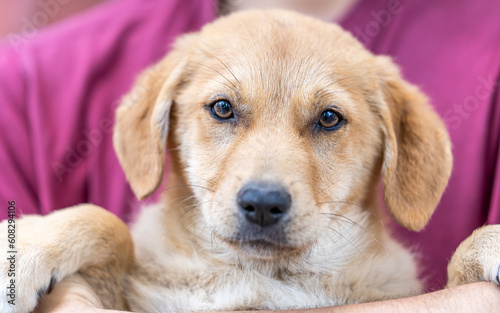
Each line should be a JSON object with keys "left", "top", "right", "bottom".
{"left": 237, "top": 183, "right": 291, "bottom": 227}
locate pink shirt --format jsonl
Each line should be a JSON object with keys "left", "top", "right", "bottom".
{"left": 0, "top": 0, "right": 498, "bottom": 290}
{"left": 0, "top": 0, "right": 216, "bottom": 222}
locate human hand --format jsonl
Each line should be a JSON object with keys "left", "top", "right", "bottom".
{"left": 34, "top": 274, "right": 133, "bottom": 313}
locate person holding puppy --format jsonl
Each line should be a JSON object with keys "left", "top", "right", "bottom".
{"left": 0, "top": 0, "right": 499, "bottom": 312}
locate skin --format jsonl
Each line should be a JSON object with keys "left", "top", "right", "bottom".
{"left": 0, "top": 0, "right": 106, "bottom": 39}
{"left": 230, "top": 0, "right": 361, "bottom": 22}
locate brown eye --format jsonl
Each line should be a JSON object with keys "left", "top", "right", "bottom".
{"left": 318, "top": 109, "right": 343, "bottom": 130}
{"left": 211, "top": 100, "right": 234, "bottom": 119}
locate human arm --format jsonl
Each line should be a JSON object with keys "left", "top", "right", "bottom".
{"left": 321, "top": 282, "right": 500, "bottom": 313}
{"left": 36, "top": 279, "right": 500, "bottom": 313}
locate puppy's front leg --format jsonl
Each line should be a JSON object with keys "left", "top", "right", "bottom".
{"left": 0, "top": 204, "right": 134, "bottom": 313}
{"left": 447, "top": 225, "right": 500, "bottom": 288}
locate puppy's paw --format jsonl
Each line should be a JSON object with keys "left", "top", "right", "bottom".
{"left": 0, "top": 217, "right": 59, "bottom": 313}
{"left": 0, "top": 204, "right": 128, "bottom": 312}
{"left": 447, "top": 225, "right": 500, "bottom": 288}
{"left": 0, "top": 275, "right": 56, "bottom": 313}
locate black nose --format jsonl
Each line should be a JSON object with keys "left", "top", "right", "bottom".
{"left": 237, "top": 183, "right": 291, "bottom": 227}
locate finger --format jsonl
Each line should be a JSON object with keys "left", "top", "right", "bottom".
{"left": 34, "top": 273, "right": 105, "bottom": 313}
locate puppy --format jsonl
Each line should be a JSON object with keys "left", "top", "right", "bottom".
{"left": 1, "top": 10, "right": 499, "bottom": 313}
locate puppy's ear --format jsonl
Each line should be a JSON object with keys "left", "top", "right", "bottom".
{"left": 113, "top": 38, "right": 192, "bottom": 200}
{"left": 376, "top": 56, "right": 452, "bottom": 231}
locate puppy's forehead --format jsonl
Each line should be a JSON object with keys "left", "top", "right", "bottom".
{"left": 191, "top": 10, "right": 377, "bottom": 110}
{"left": 197, "top": 11, "right": 373, "bottom": 70}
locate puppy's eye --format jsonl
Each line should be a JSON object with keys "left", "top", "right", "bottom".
{"left": 318, "top": 109, "right": 343, "bottom": 130}
{"left": 211, "top": 100, "right": 234, "bottom": 119}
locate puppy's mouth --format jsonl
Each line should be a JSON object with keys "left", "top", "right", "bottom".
{"left": 217, "top": 234, "right": 305, "bottom": 259}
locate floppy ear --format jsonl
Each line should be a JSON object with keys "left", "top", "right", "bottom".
{"left": 113, "top": 39, "right": 191, "bottom": 200}
{"left": 376, "top": 56, "right": 453, "bottom": 231}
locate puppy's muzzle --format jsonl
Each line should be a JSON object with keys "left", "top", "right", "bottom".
{"left": 237, "top": 182, "right": 291, "bottom": 227}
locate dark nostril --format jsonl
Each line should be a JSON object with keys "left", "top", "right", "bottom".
{"left": 269, "top": 207, "right": 283, "bottom": 215}
{"left": 237, "top": 182, "right": 291, "bottom": 227}
{"left": 243, "top": 205, "right": 255, "bottom": 212}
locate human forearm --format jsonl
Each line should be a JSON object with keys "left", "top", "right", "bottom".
{"left": 251, "top": 282, "right": 500, "bottom": 313}
{"left": 36, "top": 279, "right": 500, "bottom": 313}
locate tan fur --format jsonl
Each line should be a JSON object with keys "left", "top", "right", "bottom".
{"left": 1, "top": 205, "right": 133, "bottom": 311}
{"left": 1, "top": 10, "right": 493, "bottom": 313}
{"left": 447, "top": 225, "right": 500, "bottom": 288}
{"left": 375, "top": 57, "right": 452, "bottom": 231}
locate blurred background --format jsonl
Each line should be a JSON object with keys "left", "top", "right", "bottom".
{"left": 0, "top": 0, "right": 106, "bottom": 39}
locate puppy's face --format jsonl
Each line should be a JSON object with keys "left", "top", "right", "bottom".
{"left": 171, "top": 28, "right": 382, "bottom": 258}
{"left": 114, "top": 11, "right": 452, "bottom": 260}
